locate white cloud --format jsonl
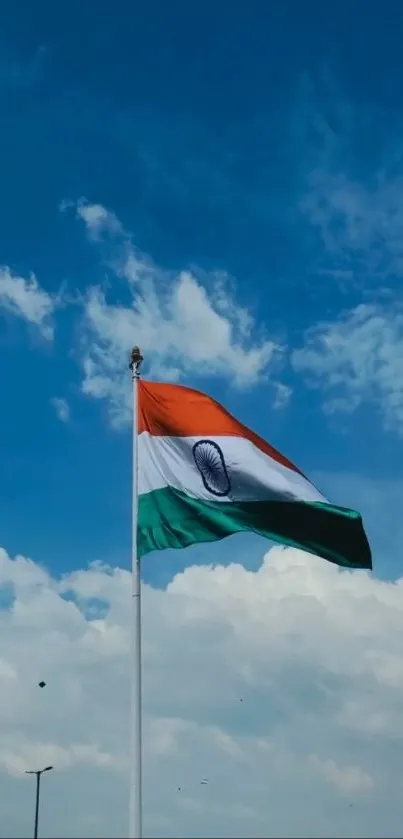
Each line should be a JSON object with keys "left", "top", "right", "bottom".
{"left": 292, "top": 303, "right": 403, "bottom": 433}
{"left": 67, "top": 200, "right": 280, "bottom": 427}
{"left": 2, "top": 542, "right": 403, "bottom": 836}
{"left": 51, "top": 397, "right": 70, "bottom": 424}
{"left": 0, "top": 267, "right": 54, "bottom": 339}
{"left": 272, "top": 382, "right": 292, "bottom": 410}
{"left": 74, "top": 198, "right": 124, "bottom": 242}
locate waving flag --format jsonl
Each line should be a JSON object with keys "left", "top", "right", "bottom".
{"left": 137, "top": 380, "right": 371, "bottom": 570}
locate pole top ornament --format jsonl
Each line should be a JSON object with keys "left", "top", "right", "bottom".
{"left": 129, "top": 347, "right": 143, "bottom": 377}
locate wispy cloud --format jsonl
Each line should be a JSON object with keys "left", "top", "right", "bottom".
{"left": 301, "top": 169, "right": 403, "bottom": 280}
{"left": 63, "top": 200, "right": 282, "bottom": 428}
{"left": 272, "top": 382, "right": 292, "bottom": 410}
{"left": 51, "top": 397, "right": 70, "bottom": 424}
{"left": 61, "top": 198, "right": 124, "bottom": 242}
{"left": 296, "top": 77, "right": 403, "bottom": 287}
{"left": 287, "top": 79, "right": 403, "bottom": 434}
{"left": 293, "top": 302, "right": 403, "bottom": 433}
{"left": 0, "top": 267, "right": 54, "bottom": 339}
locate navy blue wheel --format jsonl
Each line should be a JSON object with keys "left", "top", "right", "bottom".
{"left": 192, "top": 440, "right": 231, "bottom": 497}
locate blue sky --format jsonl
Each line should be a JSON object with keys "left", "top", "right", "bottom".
{"left": 1, "top": 0, "right": 403, "bottom": 583}
{"left": 2, "top": 3, "right": 403, "bottom": 836}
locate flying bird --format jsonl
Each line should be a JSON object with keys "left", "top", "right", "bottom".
{"left": 38, "top": 681, "right": 46, "bottom": 688}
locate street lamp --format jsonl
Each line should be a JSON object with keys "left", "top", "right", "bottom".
{"left": 25, "top": 765, "right": 53, "bottom": 839}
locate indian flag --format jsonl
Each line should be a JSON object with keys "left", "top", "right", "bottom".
{"left": 137, "top": 380, "right": 372, "bottom": 570}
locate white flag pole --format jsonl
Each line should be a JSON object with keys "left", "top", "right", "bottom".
{"left": 129, "top": 346, "right": 143, "bottom": 839}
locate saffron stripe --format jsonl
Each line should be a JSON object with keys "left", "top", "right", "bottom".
{"left": 139, "top": 380, "right": 303, "bottom": 476}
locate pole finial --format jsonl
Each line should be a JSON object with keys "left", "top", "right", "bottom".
{"left": 130, "top": 346, "right": 143, "bottom": 379}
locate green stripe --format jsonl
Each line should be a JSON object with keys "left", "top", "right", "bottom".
{"left": 138, "top": 487, "right": 372, "bottom": 570}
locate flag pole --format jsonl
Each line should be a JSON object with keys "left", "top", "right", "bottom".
{"left": 129, "top": 346, "right": 143, "bottom": 839}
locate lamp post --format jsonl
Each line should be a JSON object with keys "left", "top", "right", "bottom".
{"left": 25, "top": 765, "right": 53, "bottom": 839}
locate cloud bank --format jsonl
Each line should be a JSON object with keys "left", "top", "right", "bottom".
{"left": 1, "top": 543, "right": 403, "bottom": 837}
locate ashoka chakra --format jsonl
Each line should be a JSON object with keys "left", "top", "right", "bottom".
{"left": 192, "top": 439, "right": 231, "bottom": 497}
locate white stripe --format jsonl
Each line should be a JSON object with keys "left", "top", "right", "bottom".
{"left": 138, "top": 433, "right": 326, "bottom": 505}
